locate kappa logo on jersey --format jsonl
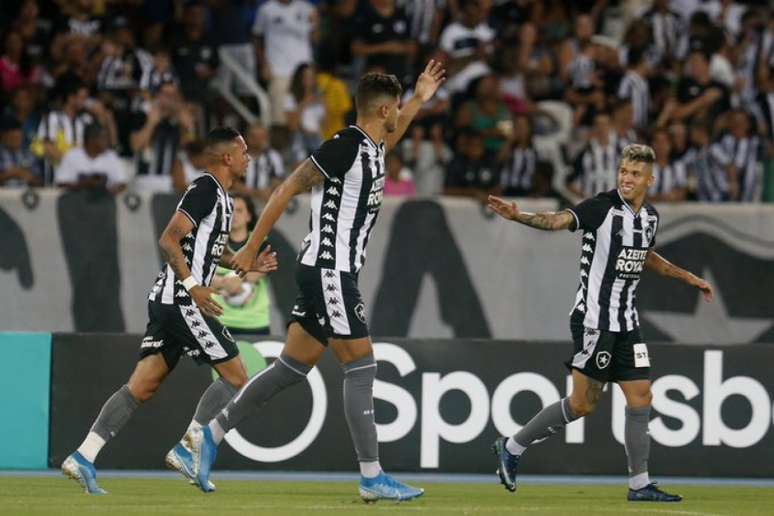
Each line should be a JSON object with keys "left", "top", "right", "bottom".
{"left": 616, "top": 247, "right": 648, "bottom": 278}
{"left": 355, "top": 302, "right": 366, "bottom": 323}
{"left": 596, "top": 351, "right": 612, "bottom": 369}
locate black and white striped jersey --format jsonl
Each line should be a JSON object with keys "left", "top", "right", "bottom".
{"left": 683, "top": 143, "right": 729, "bottom": 202}
{"left": 148, "top": 174, "right": 233, "bottom": 305}
{"left": 566, "top": 189, "right": 659, "bottom": 332}
{"left": 714, "top": 134, "right": 761, "bottom": 202}
{"left": 570, "top": 139, "right": 619, "bottom": 196}
{"left": 617, "top": 70, "right": 649, "bottom": 129}
{"left": 36, "top": 110, "right": 95, "bottom": 184}
{"left": 500, "top": 145, "right": 537, "bottom": 195}
{"left": 649, "top": 160, "right": 687, "bottom": 196}
{"left": 301, "top": 125, "right": 385, "bottom": 273}
{"left": 245, "top": 149, "right": 284, "bottom": 190}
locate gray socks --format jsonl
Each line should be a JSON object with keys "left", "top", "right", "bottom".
{"left": 507, "top": 397, "right": 578, "bottom": 455}
{"left": 212, "top": 354, "right": 311, "bottom": 441}
{"left": 343, "top": 355, "right": 379, "bottom": 463}
{"left": 625, "top": 405, "right": 651, "bottom": 489}
{"left": 192, "top": 378, "right": 238, "bottom": 426}
{"left": 90, "top": 384, "right": 140, "bottom": 441}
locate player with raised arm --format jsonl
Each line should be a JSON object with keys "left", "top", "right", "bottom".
{"left": 186, "top": 61, "right": 445, "bottom": 502}
{"left": 488, "top": 144, "right": 713, "bottom": 502}
{"left": 61, "top": 128, "right": 278, "bottom": 495}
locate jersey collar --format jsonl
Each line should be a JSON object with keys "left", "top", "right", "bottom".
{"left": 616, "top": 188, "right": 640, "bottom": 217}
{"left": 350, "top": 125, "right": 381, "bottom": 148}
{"left": 205, "top": 172, "right": 228, "bottom": 196}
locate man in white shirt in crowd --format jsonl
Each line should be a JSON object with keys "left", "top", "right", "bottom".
{"left": 437, "top": 0, "right": 494, "bottom": 94}
{"left": 56, "top": 123, "right": 127, "bottom": 195}
{"left": 253, "top": 0, "right": 319, "bottom": 126}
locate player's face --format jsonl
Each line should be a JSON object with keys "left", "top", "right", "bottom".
{"left": 383, "top": 96, "right": 400, "bottom": 133}
{"left": 618, "top": 159, "right": 653, "bottom": 202}
{"left": 230, "top": 136, "right": 250, "bottom": 178}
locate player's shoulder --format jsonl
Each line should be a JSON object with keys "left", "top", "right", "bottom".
{"left": 330, "top": 126, "right": 370, "bottom": 147}
{"left": 643, "top": 201, "right": 660, "bottom": 219}
{"left": 589, "top": 189, "right": 619, "bottom": 208}
{"left": 187, "top": 173, "right": 219, "bottom": 194}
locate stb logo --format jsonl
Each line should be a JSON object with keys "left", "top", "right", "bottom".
{"left": 596, "top": 351, "right": 612, "bottom": 369}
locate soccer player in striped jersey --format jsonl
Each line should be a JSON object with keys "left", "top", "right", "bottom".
{"left": 61, "top": 128, "right": 278, "bottom": 495}
{"left": 488, "top": 144, "right": 713, "bottom": 502}
{"left": 188, "top": 61, "right": 446, "bottom": 503}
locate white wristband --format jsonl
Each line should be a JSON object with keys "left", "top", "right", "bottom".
{"left": 182, "top": 276, "right": 198, "bottom": 291}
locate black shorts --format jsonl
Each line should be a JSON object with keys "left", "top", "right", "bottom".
{"left": 566, "top": 320, "right": 651, "bottom": 383}
{"left": 289, "top": 264, "right": 369, "bottom": 346}
{"left": 140, "top": 301, "right": 239, "bottom": 369}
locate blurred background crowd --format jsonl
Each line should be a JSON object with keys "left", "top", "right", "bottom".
{"left": 0, "top": 0, "right": 772, "bottom": 204}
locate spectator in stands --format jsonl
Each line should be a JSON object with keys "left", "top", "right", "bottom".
{"left": 649, "top": 128, "right": 688, "bottom": 202}
{"left": 55, "top": 0, "right": 104, "bottom": 38}
{"left": 499, "top": 114, "right": 539, "bottom": 197}
{"left": 642, "top": 0, "right": 684, "bottom": 68}
{"left": 210, "top": 0, "right": 258, "bottom": 99}
{"left": 0, "top": 30, "right": 42, "bottom": 96}
{"left": 351, "top": 0, "right": 415, "bottom": 83}
{"left": 684, "top": 120, "right": 733, "bottom": 202}
{"left": 404, "top": 0, "right": 445, "bottom": 51}
{"left": 438, "top": 0, "right": 495, "bottom": 95}
{"left": 316, "top": 56, "right": 352, "bottom": 140}
{"left": 96, "top": 17, "right": 148, "bottom": 104}
{"left": 658, "top": 50, "right": 729, "bottom": 127}
{"left": 400, "top": 124, "right": 452, "bottom": 197}
{"left": 13, "top": 0, "right": 53, "bottom": 71}
{"left": 559, "top": 14, "right": 606, "bottom": 127}
{"left": 253, "top": 0, "right": 319, "bottom": 126}
{"left": 384, "top": 152, "right": 416, "bottom": 197}
{"left": 0, "top": 116, "right": 42, "bottom": 187}
{"left": 130, "top": 80, "right": 196, "bottom": 189}
{"left": 4, "top": 86, "right": 40, "bottom": 152}
{"left": 612, "top": 99, "right": 638, "bottom": 152}
{"left": 455, "top": 74, "right": 511, "bottom": 155}
{"left": 211, "top": 194, "right": 272, "bottom": 336}
{"left": 33, "top": 79, "right": 116, "bottom": 170}
{"left": 55, "top": 123, "right": 126, "bottom": 195}
{"left": 171, "top": 2, "right": 219, "bottom": 105}
{"left": 170, "top": 139, "right": 207, "bottom": 193}
{"left": 669, "top": 121, "right": 690, "bottom": 164}
{"left": 568, "top": 111, "right": 619, "bottom": 198}
{"left": 617, "top": 48, "right": 650, "bottom": 131}
{"left": 234, "top": 123, "right": 285, "bottom": 201}
{"left": 139, "top": 48, "right": 178, "bottom": 96}
{"left": 444, "top": 128, "right": 501, "bottom": 202}
{"left": 715, "top": 109, "right": 762, "bottom": 201}
{"left": 508, "top": 21, "right": 554, "bottom": 104}
{"left": 286, "top": 63, "right": 326, "bottom": 165}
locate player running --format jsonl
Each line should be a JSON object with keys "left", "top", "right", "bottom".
{"left": 488, "top": 144, "right": 713, "bottom": 502}
{"left": 184, "top": 61, "right": 445, "bottom": 502}
{"left": 61, "top": 128, "right": 278, "bottom": 494}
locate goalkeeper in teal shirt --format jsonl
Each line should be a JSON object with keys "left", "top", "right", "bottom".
{"left": 211, "top": 194, "right": 271, "bottom": 335}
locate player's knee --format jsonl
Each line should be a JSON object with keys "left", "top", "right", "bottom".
{"left": 225, "top": 370, "right": 248, "bottom": 390}
{"left": 629, "top": 389, "right": 652, "bottom": 408}
{"left": 127, "top": 381, "right": 158, "bottom": 403}
{"left": 568, "top": 396, "right": 597, "bottom": 417}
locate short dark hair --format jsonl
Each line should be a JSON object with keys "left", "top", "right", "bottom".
{"left": 83, "top": 123, "right": 105, "bottom": 144}
{"left": 206, "top": 127, "right": 241, "bottom": 149}
{"left": 356, "top": 73, "right": 402, "bottom": 113}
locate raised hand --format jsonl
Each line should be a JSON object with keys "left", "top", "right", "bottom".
{"left": 487, "top": 195, "right": 520, "bottom": 221}
{"left": 251, "top": 245, "right": 278, "bottom": 274}
{"left": 414, "top": 60, "right": 446, "bottom": 103}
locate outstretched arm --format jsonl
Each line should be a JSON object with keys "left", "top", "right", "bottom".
{"left": 645, "top": 251, "right": 714, "bottom": 302}
{"left": 487, "top": 195, "right": 574, "bottom": 231}
{"left": 385, "top": 60, "right": 446, "bottom": 152}
{"left": 231, "top": 159, "right": 324, "bottom": 275}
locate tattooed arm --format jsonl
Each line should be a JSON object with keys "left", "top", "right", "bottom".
{"left": 231, "top": 159, "right": 324, "bottom": 275}
{"left": 487, "top": 195, "right": 575, "bottom": 231}
{"left": 159, "top": 213, "right": 223, "bottom": 316}
{"left": 645, "top": 251, "right": 714, "bottom": 302}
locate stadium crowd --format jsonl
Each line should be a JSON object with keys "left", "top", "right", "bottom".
{"left": 0, "top": 0, "right": 772, "bottom": 203}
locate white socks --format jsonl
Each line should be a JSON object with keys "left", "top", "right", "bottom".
{"left": 505, "top": 437, "right": 526, "bottom": 456}
{"left": 359, "top": 461, "right": 382, "bottom": 479}
{"left": 77, "top": 432, "right": 106, "bottom": 464}
{"left": 629, "top": 472, "right": 651, "bottom": 490}
{"left": 208, "top": 419, "right": 226, "bottom": 444}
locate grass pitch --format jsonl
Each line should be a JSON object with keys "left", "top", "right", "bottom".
{"left": 1, "top": 477, "right": 772, "bottom": 516}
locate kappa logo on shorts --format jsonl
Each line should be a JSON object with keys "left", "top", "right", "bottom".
{"left": 596, "top": 351, "right": 612, "bottom": 369}
{"left": 355, "top": 303, "right": 366, "bottom": 323}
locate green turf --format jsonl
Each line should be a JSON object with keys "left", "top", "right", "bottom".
{"left": 0, "top": 477, "right": 772, "bottom": 516}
